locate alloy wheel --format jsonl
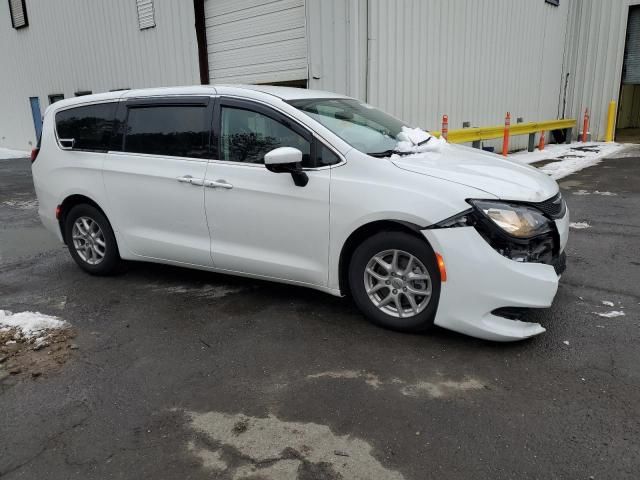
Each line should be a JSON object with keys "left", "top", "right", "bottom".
{"left": 72, "top": 216, "right": 106, "bottom": 265}
{"left": 363, "top": 249, "right": 432, "bottom": 318}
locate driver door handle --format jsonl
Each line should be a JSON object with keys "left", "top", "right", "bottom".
{"left": 205, "top": 179, "right": 234, "bottom": 189}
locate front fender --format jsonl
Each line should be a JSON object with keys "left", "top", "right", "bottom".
{"left": 328, "top": 150, "right": 493, "bottom": 291}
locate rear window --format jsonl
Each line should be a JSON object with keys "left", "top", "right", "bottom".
{"left": 123, "top": 105, "right": 210, "bottom": 158}
{"left": 55, "top": 103, "right": 117, "bottom": 151}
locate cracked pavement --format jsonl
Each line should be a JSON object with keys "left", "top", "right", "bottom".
{"left": 1, "top": 149, "right": 639, "bottom": 479}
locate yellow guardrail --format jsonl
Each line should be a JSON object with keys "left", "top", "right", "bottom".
{"left": 431, "top": 118, "right": 577, "bottom": 144}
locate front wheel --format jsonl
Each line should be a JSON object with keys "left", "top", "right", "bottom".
{"left": 348, "top": 231, "right": 441, "bottom": 332}
{"left": 64, "top": 204, "right": 121, "bottom": 275}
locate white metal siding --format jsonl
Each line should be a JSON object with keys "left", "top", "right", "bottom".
{"left": 0, "top": 0, "right": 200, "bottom": 149}
{"left": 563, "top": 0, "right": 640, "bottom": 140}
{"left": 204, "top": 0, "right": 308, "bottom": 84}
{"left": 365, "top": 0, "right": 571, "bottom": 149}
{"left": 306, "top": 0, "right": 367, "bottom": 100}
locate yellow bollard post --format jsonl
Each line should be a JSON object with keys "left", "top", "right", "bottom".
{"left": 605, "top": 100, "right": 617, "bottom": 142}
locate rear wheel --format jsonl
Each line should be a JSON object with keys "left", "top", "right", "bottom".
{"left": 64, "top": 204, "right": 121, "bottom": 275}
{"left": 348, "top": 231, "right": 441, "bottom": 332}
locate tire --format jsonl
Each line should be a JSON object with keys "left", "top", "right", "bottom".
{"left": 348, "top": 231, "right": 441, "bottom": 332}
{"left": 64, "top": 204, "right": 121, "bottom": 275}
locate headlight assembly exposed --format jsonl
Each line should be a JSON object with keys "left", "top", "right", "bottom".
{"left": 468, "top": 200, "right": 552, "bottom": 238}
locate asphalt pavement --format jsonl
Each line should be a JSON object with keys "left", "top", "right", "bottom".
{"left": 0, "top": 148, "right": 639, "bottom": 480}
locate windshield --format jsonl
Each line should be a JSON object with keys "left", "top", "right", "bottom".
{"left": 288, "top": 98, "right": 410, "bottom": 156}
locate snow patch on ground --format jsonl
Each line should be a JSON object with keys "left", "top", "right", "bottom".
{"left": 306, "top": 369, "right": 484, "bottom": 398}
{"left": 183, "top": 410, "right": 406, "bottom": 479}
{"left": 573, "top": 190, "right": 617, "bottom": 196}
{"left": 570, "top": 222, "right": 590, "bottom": 229}
{"left": 2, "top": 199, "right": 38, "bottom": 210}
{"left": 594, "top": 311, "right": 625, "bottom": 318}
{"left": 307, "top": 370, "right": 382, "bottom": 389}
{"left": 602, "top": 301, "right": 615, "bottom": 307}
{"left": 0, "top": 147, "right": 30, "bottom": 160}
{"left": 399, "top": 378, "right": 484, "bottom": 398}
{"left": 511, "top": 142, "right": 627, "bottom": 180}
{"left": 150, "top": 284, "right": 244, "bottom": 298}
{"left": 0, "top": 310, "right": 67, "bottom": 340}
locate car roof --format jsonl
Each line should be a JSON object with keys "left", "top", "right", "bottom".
{"left": 47, "top": 85, "right": 349, "bottom": 114}
{"left": 222, "top": 85, "right": 350, "bottom": 101}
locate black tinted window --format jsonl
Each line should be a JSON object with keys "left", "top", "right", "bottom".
{"left": 124, "top": 106, "right": 209, "bottom": 158}
{"left": 221, "top": 107, "right": 310, "bottom": 165}
{"left": 56, "top": 103, "right": 117, "bottom": 151}
{"left": 317, "top": 144, "right": 340, "bottom": 166}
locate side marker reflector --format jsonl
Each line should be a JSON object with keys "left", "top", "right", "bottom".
{"left": 55, "top": 205, "right": 62, "bottom": 220}
{"left": 436, "top": 253, "right": 447, "bottom": 282}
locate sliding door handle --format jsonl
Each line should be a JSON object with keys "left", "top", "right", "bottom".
{"left": 177, "top": 175, "right": 204, "bottom": 186}
{"left": 204, "top": 179, "right": 233, "bottom": 189}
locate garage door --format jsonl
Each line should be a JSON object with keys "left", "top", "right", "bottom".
{"left": 623, "top": 6, "right": 640, "bottom": 84}
{"left": 204, "top": 0, "right": 308, "bottom": 84}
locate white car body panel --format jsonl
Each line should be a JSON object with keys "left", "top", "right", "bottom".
{"left": 102, "top": 152, "right": 212, "bottom": 267}
{"left": 327, "top": 148, "right": 493, "bottom": 292}
{"left": 204, "top": 160, "right": 330, "bottom": 286}
{"left": 424, "top": 227, "right": 559, "bottom": 342}
{"left": 392, "top": 144, "right": 560, "bottom": 202}
{"left": 31, "top": 85, "right": 570, "bottom": 342}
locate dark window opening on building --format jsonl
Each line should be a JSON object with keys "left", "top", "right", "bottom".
{"left": 49, "top": 94, "right": 64, "bottom": 105}
{"left": 136, "top": 0, "right": 156, "bottom": 30}
{"left": 8, "top": 0, "right": 28, "bottom": 29}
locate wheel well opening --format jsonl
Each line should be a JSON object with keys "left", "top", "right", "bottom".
{"left": 338, "top": 220, "right": 427, "bottom": 296}
{"left": 58, "top": 195, "right": 107, "bottom": 244}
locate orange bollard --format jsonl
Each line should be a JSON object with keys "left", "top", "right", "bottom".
{"left": 441, "top": 115, "right": 449, "bottom": 141}
{"left": 538, "top": 130, "right": 545, "bottom": 151}
{"left": 582, "top": 108, "right": 589, "bottom": 143}
{"left": 502, "top": 112, "right": 511, "bottom": 156}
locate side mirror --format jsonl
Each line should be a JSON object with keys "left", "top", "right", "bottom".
{"left": 264, "top": 147, "right": 308, "bottom": 187}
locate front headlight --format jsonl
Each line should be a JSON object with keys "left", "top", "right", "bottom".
{"left": 468, "top": 200, "right": 552, "bottom": 238}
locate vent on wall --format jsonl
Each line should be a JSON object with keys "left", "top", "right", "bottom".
{"left": 136, "top": 0, "right": 156, "bottom": 30}
{"left": 8, "top": 0, "right": 28, "bottom": 29}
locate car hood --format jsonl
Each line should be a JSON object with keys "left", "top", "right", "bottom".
{"left": 391, "top": 143, "right": 559, "bottom": 202}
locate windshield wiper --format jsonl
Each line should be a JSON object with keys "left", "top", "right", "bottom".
{"left": 368, "top": 149, "right": 411, "bottom": 158}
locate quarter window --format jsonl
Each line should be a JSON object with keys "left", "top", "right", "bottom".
{"left": 316, "top": 143, "right": 341, "bottom": 166}
{"left": 220, "top": 106, "right": 310, "bottom": 165}
{"left": 123, "top": 106, "right": 210, "bottom": 158}
{"left": 55, "top": 103, "right": 117, "bottom": 151}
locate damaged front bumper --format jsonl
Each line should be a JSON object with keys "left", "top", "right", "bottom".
{"left": 423, "top": 226, "right": 563, "bottom": 341}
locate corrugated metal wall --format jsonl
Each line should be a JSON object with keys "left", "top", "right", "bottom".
{"left": 366, "top": 0, "right": 571, "bottom": 149}
{"left": 563, "top": 0, "right": 640, "bottom": 140}
{"left": 2, "top": 0, "right": 636, "bottom": 149}
{"left": 306, "top": 0, "right": 367, "bottom": 99}
{"left": 0, "top": 0, "right": 200, "bottom": 149}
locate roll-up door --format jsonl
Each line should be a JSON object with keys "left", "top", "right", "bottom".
{"left": 623, "top": 6, "right": 640, "bottom": 84}
{"left": 204, "top": 0, "right": 308, "bottom": 84}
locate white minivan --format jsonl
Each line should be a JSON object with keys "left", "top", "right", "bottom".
{"left": 31, "top": 85, "right": 569, "bottom": 341}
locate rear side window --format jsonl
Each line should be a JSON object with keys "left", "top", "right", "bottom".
{"left": 123, "top": 106, "right": 209, "bottom": 158}
{"left": 55, "top": 103, "right": 117, "bottom": 151}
